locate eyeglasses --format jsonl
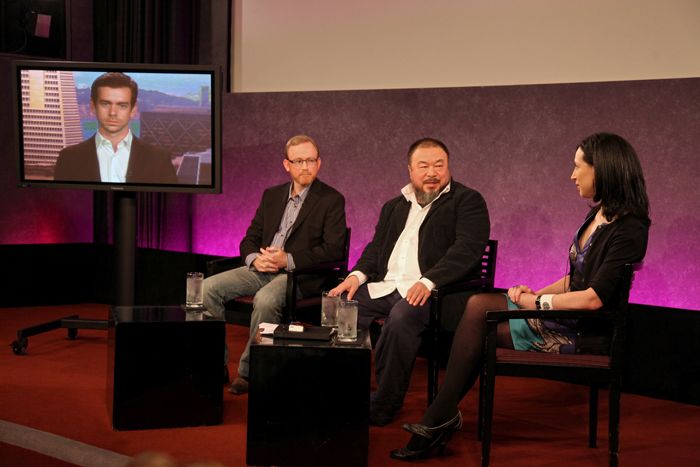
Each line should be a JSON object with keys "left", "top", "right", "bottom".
{"left": 286, "top": 158, "right": 319, "bottom": 167}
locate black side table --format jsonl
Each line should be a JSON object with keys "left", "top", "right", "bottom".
{"left": 247, "top": 329, "right": 371, "bottom": 467}
{"left": 108, "top": 305, "right": 224, "bottom": 430}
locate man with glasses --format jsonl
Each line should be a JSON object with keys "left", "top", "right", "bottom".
{"left": 203, "top": 134, "right": 347, "bottom": 395}
{"left": 330, "top": 137, "right": 490, "bottom": 426}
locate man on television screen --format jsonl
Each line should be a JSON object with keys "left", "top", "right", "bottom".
{"left": 53, "top": 72, "right": 177, "bottom": 184}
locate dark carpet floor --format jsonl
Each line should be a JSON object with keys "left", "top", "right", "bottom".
{"left": 1, "top": 304, "right": 699, "bottom": 466}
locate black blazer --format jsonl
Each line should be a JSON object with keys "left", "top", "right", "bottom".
{"left": 54, "top": 135, "right": 178, "bottom": 184}
{"left": 240, "top": 179, "right": 347, "bottom": 296}
{"left": 353, "top": 180, "right": 490, "bottom": 289}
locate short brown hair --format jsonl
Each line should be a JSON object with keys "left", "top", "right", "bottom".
{"left": 90, "top": 72, "right": 138, "bottom": 107}
{"left": 284, "top": 134, "right": 319, "bottom": 158}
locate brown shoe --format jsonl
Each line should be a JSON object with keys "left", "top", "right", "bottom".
{"left": 228, "top": 376, "right": 249, "bottom": 395}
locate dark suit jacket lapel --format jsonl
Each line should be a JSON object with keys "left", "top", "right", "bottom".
{"left": 393, "top": 198, "right": 411, "bottom": 235}
{"left": 125, "top": 137, "right": 142, "bottom": 182}
{"left": 262, "top": 183, "right": 291, "bottom": 246}
{"left": 84, "top": 136, "right": 101, "bottom": 181}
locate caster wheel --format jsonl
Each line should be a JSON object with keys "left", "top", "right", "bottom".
{"left": 11, "top": 337, "right": 28, "bottom": 355}
{"left": 68, "top": 328, "right": 78, "bottom": 340}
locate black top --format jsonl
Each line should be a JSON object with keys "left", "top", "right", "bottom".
{"left": 570, "top": 209, "right": 650, "bottom": 308}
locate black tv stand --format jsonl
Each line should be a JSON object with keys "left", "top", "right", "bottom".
{"left": 11, "top": 192, "right": 136, "bottom": 355}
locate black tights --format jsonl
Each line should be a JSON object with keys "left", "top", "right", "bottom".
{"left": 420, "top": 293, "right": 514, "bottom": 427}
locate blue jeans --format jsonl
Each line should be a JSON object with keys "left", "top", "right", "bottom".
{"left": 202, "top": 266, "right": 289, "bottom": 378}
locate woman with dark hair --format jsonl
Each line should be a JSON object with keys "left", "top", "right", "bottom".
{"left": 390, "top": 132, "right": 651, "bottom": 461}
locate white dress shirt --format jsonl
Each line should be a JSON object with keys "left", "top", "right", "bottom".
{"left": 95, "top": 130, "right": 133, "bottom": 183}
{"left": 351, "top": 182, "right": 451, "bottom": 299}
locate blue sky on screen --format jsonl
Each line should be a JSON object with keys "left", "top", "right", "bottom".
{"left": 73, "top": 71, "right": 211, "bottom": 97}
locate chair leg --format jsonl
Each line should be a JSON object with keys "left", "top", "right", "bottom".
{"left": 427, "top": 352, "right": 436, "bottom": 405}
{"left": 589, "top": 383, "right": 599, "bottom": 448}
{"left": 477, "top": 372, "right": 485, "bottom": 440}
{"left": 426, "top": 322, "right": 441, "bottom": 406}
{"left": 431, "top": 362, "right": 439, "bottom": 406}
{"left": 609, "top": 378, "right": 621, "bottom": 467}
{"left": 481, "top": 368, "right": 495, "bottom": 467}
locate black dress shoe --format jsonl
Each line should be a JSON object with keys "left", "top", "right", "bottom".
{"left": 369, "top": 408, "right": 395, "bottom": 427}
{"left": 369, "top": 400, "right": 398, "bottom": 426}
{"left": 389, "top": 411, "right": 463, "bottom": 461}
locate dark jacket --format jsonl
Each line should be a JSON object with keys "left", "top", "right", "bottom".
{"left": 572, "top": 211, "right": 650, "bottom": 307}
{"left": 240, "top": 179, "right": 347, "bottom": 296}
{"left": 353, "top": 180, "right": 490, "bottom": 328}
{"left": 54, "top": 135, "right": 178, "bottom": 184}
{"left": 556, "top": 210, "right": 650, "bottom": 354}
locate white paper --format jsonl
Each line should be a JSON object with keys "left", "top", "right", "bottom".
{"left": 258, "top": 322, "right": 279, "bottom": 335}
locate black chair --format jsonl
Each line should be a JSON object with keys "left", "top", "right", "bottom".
{"left": 205, "top": 228, "right": 351, "bottom": 326}
{"left": 426, "top": 239, "right": 498, "bottom": 404}
{"left": 479, "top": 264, "right": 637, "bottom": 467}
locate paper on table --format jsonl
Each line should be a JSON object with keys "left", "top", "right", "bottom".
{"left": 258, "top": 322, "right": 279, "bottom": 335}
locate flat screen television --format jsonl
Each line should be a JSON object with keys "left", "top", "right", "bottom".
{"left": 12, "top": 60, "right": 221, "bottom": 193}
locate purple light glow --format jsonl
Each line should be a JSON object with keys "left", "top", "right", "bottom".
{"left": 3, "top": 74, "right": 699, "bottom": 311}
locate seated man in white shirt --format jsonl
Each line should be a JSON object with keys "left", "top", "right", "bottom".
{"left": 330, "top": 137, "right": 490, "bottom": 426}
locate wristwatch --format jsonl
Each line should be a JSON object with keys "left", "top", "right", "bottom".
{"left": 535, "top": 295, "right": 542, "bottom": 310}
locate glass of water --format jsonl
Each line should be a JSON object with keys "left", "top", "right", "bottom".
{"left": 337, "top": 299, "right": 358, "bottom": 342}
{"left": 186, "top": 272, "right": 204, "bottom": 308}
{"left": 321, "top": 292, "right": 339, "bottom": 327}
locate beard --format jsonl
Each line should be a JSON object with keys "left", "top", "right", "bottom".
{"left": 415, "top": 186, "right": 441, "bottom": 206}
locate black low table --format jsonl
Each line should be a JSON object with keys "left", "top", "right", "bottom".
{"left": 247, "top": 328, "right": 371, "bottom": 467}
{"left": 108, "top": 305, "right": 224, "bottom": 430}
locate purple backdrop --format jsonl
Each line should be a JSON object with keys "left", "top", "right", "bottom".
{"left": 1, "top": 58, "right": 698, "bottom": 310}
{"left": 192, "top": 79, "right": 700, "bottom": 311}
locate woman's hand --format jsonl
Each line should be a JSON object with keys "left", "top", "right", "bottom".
{"left": 508, "top": 285, "right": 534, "bottom": 305}
{"left": 516, "top": 292, "right": 538, "bottom": 309}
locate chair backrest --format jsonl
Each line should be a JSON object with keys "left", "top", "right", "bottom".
{"left": 481, "top": 239, "right": 498, "bottom": 290}
{"left": 342, "top": 227, "right": 352, "bottom": 274}
{"left": 320, "top": 226, "right": 352, "bottom": 281}
{"left": 284, "top": 227, "right": 352, "bottom": 322}
{"left": 609, "top": 263, "right": 637, "bottom": 367}
{"left": 318, "top": 226, "right": 352, "bottom": 289}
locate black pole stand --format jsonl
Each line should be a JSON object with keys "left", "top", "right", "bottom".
{"left": 114, "top": 191, "right": 136, "bottom": 307}
{"left": 11, "top": 192, "right": 136, "bottom": 354}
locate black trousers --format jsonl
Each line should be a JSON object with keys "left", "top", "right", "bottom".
{"left": 355, "top": 285, "right": 430, "bottom": 411}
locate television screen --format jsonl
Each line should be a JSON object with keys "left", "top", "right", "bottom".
{"left": 12, "top": 60, "right": 221, "bottom": 193}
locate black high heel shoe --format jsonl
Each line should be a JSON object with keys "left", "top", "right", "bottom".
{"left": 389, "top": 411, "right": 463, "bottom": 461}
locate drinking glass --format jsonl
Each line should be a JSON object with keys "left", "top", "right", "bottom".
{"left": 337, "top": 299, "right": 358, "bottom": 342}
{"left": 321, "top": 292, "right": 339, "bottom": 327}
{"left": 186, "top": 272, "right": 204, "bottom": 308}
